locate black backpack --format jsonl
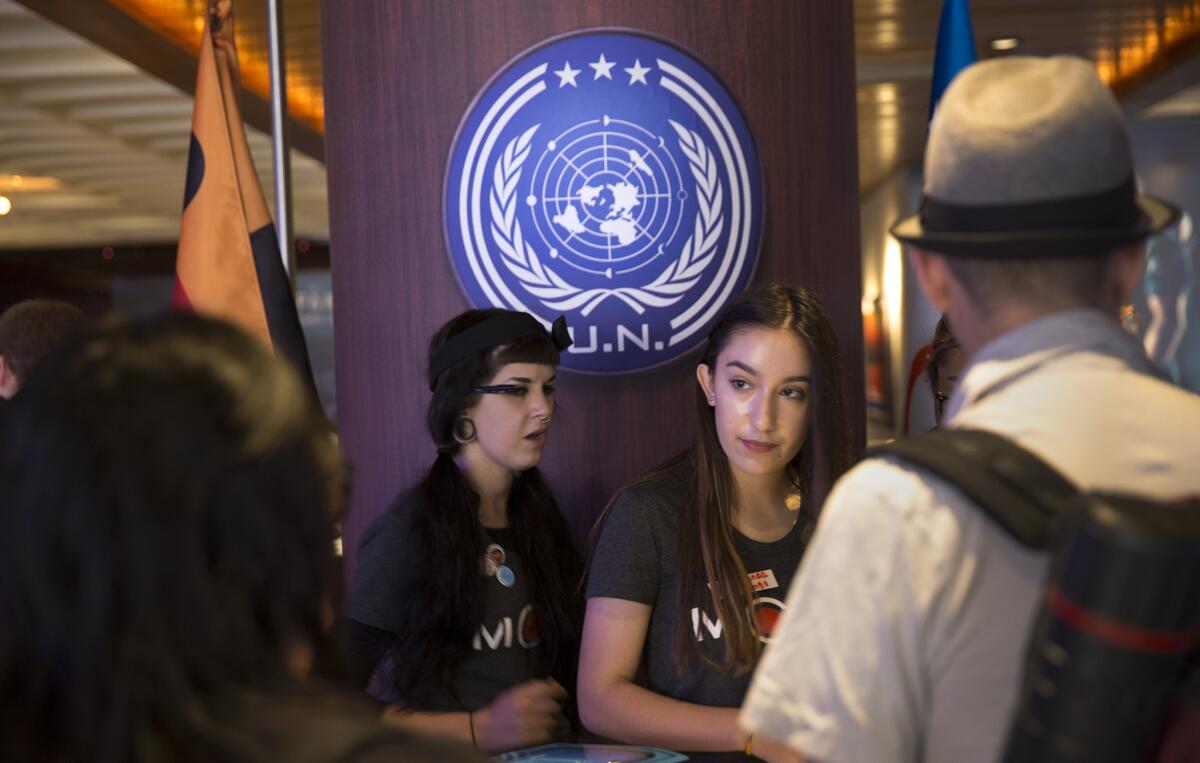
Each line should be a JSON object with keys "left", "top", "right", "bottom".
{"left": 871, "top": 428, "right": 1200, "bottom": 763}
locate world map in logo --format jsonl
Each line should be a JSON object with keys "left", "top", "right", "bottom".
{"left": 558, "top": 179, "right": 637, "bottom": 244}
{"left": 445, "top": 31, "right": 763, "bottom": 373}
{"left": 530, "top": 115, "right": 687, "bottom": 278}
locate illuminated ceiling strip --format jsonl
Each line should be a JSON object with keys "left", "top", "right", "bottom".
{"left": 104, "top": 0, "right": 324, "bottom": 133}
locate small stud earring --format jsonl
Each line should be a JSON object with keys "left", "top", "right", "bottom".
{"left": 707, "top": 395, "right": 715, "bottom": 406}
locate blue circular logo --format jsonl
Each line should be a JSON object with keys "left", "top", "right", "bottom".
{"left": 445, "top": 30, "right": 763, "bottom": 373}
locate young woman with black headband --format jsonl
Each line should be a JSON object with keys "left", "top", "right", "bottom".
{"left": 577, "top": 284, "right": 854, "bottom": 761}
{"left": 345, "top": 309, "right": 583, "bottom": 753}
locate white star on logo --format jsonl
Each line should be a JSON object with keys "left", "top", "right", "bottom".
{"left": 589, "top": 53, "right": 616, "bottom": 80}
{"left": 624, "top": 59, "right": 651, "bottom": 86}
{"left": 553, "top": 61, "right": 581, "bottom": 88}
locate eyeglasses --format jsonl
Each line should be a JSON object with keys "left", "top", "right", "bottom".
{"left": 468, "top": 384, "right": 525, "bottom": 395}
{"left": 469, "top": 383, "right": 558, "bottom": 397}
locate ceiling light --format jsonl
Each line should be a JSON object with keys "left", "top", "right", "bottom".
{"left": 0, "top": 175, "right": 60, "bottom": 192}
{"left": 0, "top": 196, "right": 12, "bottom": 216}
{"left": 990, "top": 37, "right": 1021, "bottom": 52}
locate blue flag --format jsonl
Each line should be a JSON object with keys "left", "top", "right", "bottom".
{"left": 929, "top": 0, "right": 978, "bottom": 118}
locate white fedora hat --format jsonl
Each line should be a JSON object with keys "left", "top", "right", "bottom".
{"left": 892, "top": 55, "right": 1178, "bottom": 257}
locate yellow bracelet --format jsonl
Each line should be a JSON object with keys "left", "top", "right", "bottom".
{"left": 744, "top": 731, "right": 754, "bottom": 757}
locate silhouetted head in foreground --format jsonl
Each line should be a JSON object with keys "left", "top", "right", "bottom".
{"left": 0, "top": 313, "right": 346, "bottom": 762}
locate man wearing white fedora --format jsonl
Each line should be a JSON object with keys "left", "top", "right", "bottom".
{"left": 737, "top": 56, "right": 1200, "bottom": 763}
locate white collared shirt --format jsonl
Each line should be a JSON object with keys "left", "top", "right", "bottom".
{"left": 739, "top": 309, "right": 1200, "bottom": 763}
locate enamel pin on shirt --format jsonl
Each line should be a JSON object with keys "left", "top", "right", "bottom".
{"left": 496, "top": 564, "right": 516, "bottom": 588}
{"left": 484, "top": 543, "right": 516, "bottom": 587}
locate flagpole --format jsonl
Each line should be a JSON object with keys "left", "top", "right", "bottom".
{"left": 266, "top": 0, "right": 295, "bottom": 280}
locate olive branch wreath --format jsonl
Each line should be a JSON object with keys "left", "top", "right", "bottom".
{"left": 489, "top": 120, "right": 724, "bottom": 316}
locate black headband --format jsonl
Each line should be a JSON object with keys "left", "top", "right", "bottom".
{"left": 428, "top": 313, "right": 572, "bottom": 390}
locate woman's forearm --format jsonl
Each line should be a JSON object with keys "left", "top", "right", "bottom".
{"left": 580, "top": 677, "right": 743, "bottom": 752}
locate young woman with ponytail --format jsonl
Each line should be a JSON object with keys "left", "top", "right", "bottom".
{"left": 577, "top": 284, "right": 854, "bottom": 761}
{"left": 345, "top": 309, "right": 583, "bottom": 753}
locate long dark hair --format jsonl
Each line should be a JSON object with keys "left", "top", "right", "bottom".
{"left": 0, "top": 314, "right": 342, "bottom": 762}
{"left": 384, "top": 309, "right": 583, "bottom": 705}
{"left": 673, "top": 282, "right": 853, "bottom": 673}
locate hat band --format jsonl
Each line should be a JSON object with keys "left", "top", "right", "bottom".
{"left": 920, "top": 176, "right": 1141, "bottom": 234}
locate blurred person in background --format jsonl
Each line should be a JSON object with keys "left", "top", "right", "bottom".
{"left": 0, "top": 313, "right": 478, "bottom": 763}
{"left": 927, "top": 316, "right": 966, "bottom": 428}
{"left": 0, "top": 298, "right": 85, "bottom": 399}
{"left": 1141, "top": 211, "right": 1195, "bottom": 385}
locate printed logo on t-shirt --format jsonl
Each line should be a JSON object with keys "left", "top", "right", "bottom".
{"left": 690, "top": 595, "right": 787, "bottom": 645}
{"left": 472, "top": 604, "right": 542, "bottom": 651}
{"left": 748, "top": 569, "right": 779, "bottom": 592}
{"left": 518, "top": 604, "right": 542, "bottom": 648}
{"left": 752, "top": 596, "right": 785, "bottom": 643}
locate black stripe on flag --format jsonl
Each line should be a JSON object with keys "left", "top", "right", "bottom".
{"left": 249, "top": 223, "right": 318, "bottom": 399}
{"left": 183, "top": 133, "right": 205, "bottom": 211}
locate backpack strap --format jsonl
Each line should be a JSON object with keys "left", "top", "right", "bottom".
{"left": 867, "top": 429, "right": 1081, "bottom": 550}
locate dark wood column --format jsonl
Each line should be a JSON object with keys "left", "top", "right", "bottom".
{"left": 320, "top": 0, "right": 863, "bottom": 575}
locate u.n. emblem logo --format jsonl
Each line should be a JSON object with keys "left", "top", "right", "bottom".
{"left": 445, "top": 30, "right": 764, "bottom": 373}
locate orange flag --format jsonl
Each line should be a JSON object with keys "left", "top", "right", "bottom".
{"left": 174, "top": 0, "right": 314, "bottom": 385}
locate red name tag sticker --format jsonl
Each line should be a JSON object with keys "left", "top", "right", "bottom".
{"left": 748, "top": 569, "right": 778, "bottom": 592}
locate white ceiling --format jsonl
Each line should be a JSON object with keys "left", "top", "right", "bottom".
{"left": 0, "top": 0, "right": 328, "bottom": 249}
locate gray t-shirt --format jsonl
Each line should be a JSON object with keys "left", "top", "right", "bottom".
{"left": 346, "top": 503, "right": 551, "bottom": 712}
{"left": 586, "top": 466, "right": 809, "bottom": 711}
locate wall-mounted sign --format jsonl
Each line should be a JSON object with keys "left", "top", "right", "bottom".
{"left": 445, "top": 30, "right": 763, "bottom": 373}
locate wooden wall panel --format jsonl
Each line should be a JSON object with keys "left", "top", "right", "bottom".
{"left": 320, "top": 0, "right": 863, "bottom": 574}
